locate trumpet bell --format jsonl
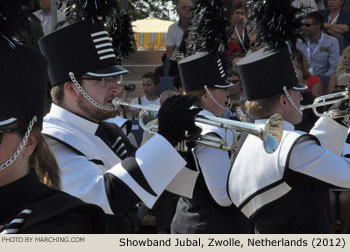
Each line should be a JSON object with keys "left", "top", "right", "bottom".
{"left": 300, "top": 90, "right": 350, "bottom": 121}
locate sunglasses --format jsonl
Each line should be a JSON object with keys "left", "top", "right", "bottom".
{"left": 335, "top": 85, "right": 347, "bottom": 89}
{"left": 81, "top": 75, "right": 123, "bottom": 87}
{"left": 303, "top": 23, "right": 317, "bottom": 27}
{"left": 0, "top": 128, "right": 22, "bottom": 144}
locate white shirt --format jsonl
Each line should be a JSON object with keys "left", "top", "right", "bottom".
{"left": 33, "top": 9, "right": 66, "bottom": 36}
{"left": 131, "top": 96, "right": 160, "bottom": 119}
{"left": 166, "top": 21, "right": 184, "bottom": 48}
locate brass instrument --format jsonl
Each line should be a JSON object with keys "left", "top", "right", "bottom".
{"left": 113, "top": 98, "right": 283, "bottom": 153}
{"left": 300, "top": 90, "right": 350, "bottom": 121}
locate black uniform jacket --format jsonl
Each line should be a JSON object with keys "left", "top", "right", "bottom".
{"left": 0, "top": 170, "right": 105, "bottom": 233}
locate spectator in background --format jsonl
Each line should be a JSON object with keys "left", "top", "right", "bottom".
{"left": 225, "top": 68, "right": 252, "bottom": 122}
{"left": 165, "top": 0, "right": 192, "bottom": 59}
{"left": 328, "top": 72, "right": 350, "bottom": 93}
{"left": 293, "top": 50, "right": 324, "bottom": 97}
{"left": 337, "top": 45, "right": 350, "bottom": 75}
{"left": 33, "top": 0, "right": 65, "bottom": 36}
{"left": 224, "top": 69, "right": 243, "bottom": 120}
{"left": 130, "top": 72, "right": 160, "bottom": 121}
{"left": 170, "top": 29, "right": 192, "bottom": 61}
{"left": 328, "top": 46, "right": 350, "bottom": 92}
{"left": 228, "top": 2, "right": 250, "bottom": 54}
{"left": 227, "top": 69, "right": 242, "bottom": 104}
{"left": 336, "top": 73, "right": 350, "bottom": 91}
{"left": 297, "top": 11, "right": 340, "bottom": 90}
{"left": 321, "top": 0, "right": 350, "bottom": 50}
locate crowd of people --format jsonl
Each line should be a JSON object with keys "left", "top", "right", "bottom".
{"left": 1, "top": 0, "right": 350, "bottom": 234}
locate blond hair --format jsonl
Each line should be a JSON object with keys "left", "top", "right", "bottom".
{"left": 337, "top": 46, "right": 350, "bottom": 75}
{"left": 245, "top": 95, "right": 280, "bottom": 119}
{"left": 29, "top": 126, "right": 61, "bottom": 190}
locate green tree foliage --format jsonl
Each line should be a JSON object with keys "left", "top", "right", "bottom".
{"left": 119, "top": 0, "right": 177, "bottom": 21}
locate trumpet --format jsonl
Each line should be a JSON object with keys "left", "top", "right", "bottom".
{"left": 300, "top": 90, "right": 350, "bottom": 121}
{"left": 112, "top": 98, "right": 284, "bottom": 153}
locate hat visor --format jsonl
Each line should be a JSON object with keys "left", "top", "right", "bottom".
{"left": 292, "top": 83, "right": 308, "bottom": 91}
{"left": 0, "top": 117, "right": 17, "bottom": 126}
{"left": 214, "top": 81, "right": 234, "bottom": 89}
{"left": 86, "top": 65, "right": 129, "bottom": 77}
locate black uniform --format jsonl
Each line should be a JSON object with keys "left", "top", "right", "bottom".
{"left": 172, "top": 172, "right": 254, "bottom": 233}
{"left": 0, "top": 170, "right": 105, "bottom": 233}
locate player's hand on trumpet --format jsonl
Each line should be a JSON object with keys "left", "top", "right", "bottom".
{"left": 158, "top": 95, "right": 202, "bottom": 146}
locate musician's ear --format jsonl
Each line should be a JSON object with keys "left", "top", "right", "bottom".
{"left": 279, "top": 95, "right": 289, "bottom": 108}
{"left": 64, "top": 81, "right": 79, "bottom": 99}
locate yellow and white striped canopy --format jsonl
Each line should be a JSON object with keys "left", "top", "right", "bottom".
{"left": 132, "top": 18, "right": 174, "bottom": 50}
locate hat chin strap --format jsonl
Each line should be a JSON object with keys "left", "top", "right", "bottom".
{"left": 69, "top": 72, "right": 121, "bottom": 112}
{"left": 204, "top": 85, "right": 227, "bottom": 111}
{"left": 0, "top": 116, "right": 37, "bottom": 172}
{"left": 282, "top": 86, "right": 303, "bottom": 116}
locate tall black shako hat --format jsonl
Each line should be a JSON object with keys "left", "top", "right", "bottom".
{"left": 178, "top": 52, "right": 233, "bottom": 92}
{"left": 236, "top": 0, "right": 307, "bottom": 101}
{"left": 0, "top": 39, "right": 47, "bottom": 127}
{"left": 237, "top": 47, "right": 307, "bottom": 101}
{"left": 39, "top": 20, "right": 128, "bottom": 86}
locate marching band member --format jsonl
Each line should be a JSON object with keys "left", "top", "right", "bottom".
{"left": 171, "top": 52, "right": 253, "bottom": 233}
{"left": 206, "top": 0, "right": 350, "bottom": 233}
{"left": 226, "top": 46, "right": 350, "bottom": 233}
{"left": 0, "top": 8, "right": 105, "bottom": 233}
{"left": 39, "top": 19, "right": 201, "bottom": 233}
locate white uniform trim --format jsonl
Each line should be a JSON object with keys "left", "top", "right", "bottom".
{"left": 228, "top": 120, "right": 306, "bottom": 216}
{"left": 99, "top": 54, "right": 116, "bottom": 60}
{"left": 97, "top": 48, "right": 114, "bottom": 54}
{"left": 241, "top": 182, "right": 291, "bottom": 218}
{"left": 228, "top": 117, "right": 350, "bottom": 218}
{"left": 43, "top": 104, "right": 187, "bottom": 210}
{"left": 90, "top": 31, "right": 116, "bottom": 61}
{"left": 310, "top": 116, "right": 349, "bottom": 155}
{"left": 93, "top": 37, "right": 110, "bottom": 43}
{"left": 91, "top": 31, "right": 109, "bottom": 37}
{"left": 107, "top": 134, "right": 186, "bottom": 208}
{"left": 2, "top": 229, "right": 17, "bottom": 234}
{"left": 166, "top": 166, "right": 198, "bottom": 198}
{"left": 95, "top": 42, "right": 113, "bottom": 49}
{"left": 86, "top": 70, "right": 129, "bottom": 77}
{"left": 0, "top": 117, "right": 16, "bottom": 126}
{"left": 8, "top": 218, "right": 24, "bottom": 224}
